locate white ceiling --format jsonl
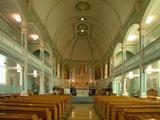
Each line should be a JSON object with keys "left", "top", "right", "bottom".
{"left": 1, "top": 0, "right": 137, "bottom": 62}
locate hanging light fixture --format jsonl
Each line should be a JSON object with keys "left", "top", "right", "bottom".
{"left": 80, "top": 17, "right": 85, "bottom": 21}
{"left": 30, "top": 34, "right": 39, "bottom": 40}
{"left": 145, "top": 16, "right": 154, "bottom": 24}
{"left": 13, "top": 14, "right": 21, "bottom": 23}
{"left": 128, "top": 71, "right": 134, "bottom": 79}
{"left": 16, "top": 63, "right": 22, "bottom": 73}
{"left": 33, "top": 70, "right": 38, "bottom": 77}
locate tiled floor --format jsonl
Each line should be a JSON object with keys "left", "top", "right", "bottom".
{"left": 68, "top": 104, "right": 100, "bottom": 120}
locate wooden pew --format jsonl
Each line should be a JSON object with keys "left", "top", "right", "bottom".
{"left": 13, "top": 96, "right": 67, "bottom": 119}
{"left": 0, "top": 113, "right": 40, "bottom": 120}
{"left": 0, "top": 95, "right": 71, "bottom": 120}
{"left": 134, "top": 115, "right": 160, "bottom": 120}
{"left": 94, "top": 96, "right": 160, "bottom": 120}
{"left": 0, "top": 102, "right": 58, "bottom": 120}
{"left": 111, "top": 104, "right": 160, "bottom": 120}
{"left": 94, "top": 96, "right": 138, "bottom": 119}
{"left": 0, "top": 106, "right": 51, "bottom": 120}
{"left": 118, "top": 108, "right": 160, "bottom": 120}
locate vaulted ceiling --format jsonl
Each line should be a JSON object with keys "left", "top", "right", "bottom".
{"left": 31, "top": 0, "right": 136, "bottom": 61}
{"left": 0, "top": 0, "right": 137, "bottom": 62}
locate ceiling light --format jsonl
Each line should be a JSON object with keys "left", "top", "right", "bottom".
{"left": 33, "top": 70, "right": 38, "bottom": 78}
{"left": 80, "top": 18, "right": 85, "bottom": 21}
{"left": 89, "top": 80, "right": 92, "bottom": 83}
{"left": 13, "top": 14, "right": 21, "bottom": 23}
{"left": 146, "top": 65, "right": 152, "bottom": 74}
{"left": 146, "top": 16, "right": 153, "bottom": 24}
{"left": 127, "top": 35, "right": 137, "bottom": 41}
{"left": 16, "top": 63, "right": 21, "bottom": 73}
{"left": 146, "top": 65, "right": 160, "bottom": 73}
{"left": 81, "top": 29, "right": 84, "bottom": 32}
{"left": 30, "top": 34, "right": 39, "bottom": 40}
{"left": 128, "top": 71, "right": 134, "bottom": 79}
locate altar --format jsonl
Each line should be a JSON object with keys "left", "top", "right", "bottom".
{"left": 76, "top": 89, "right": 89, "bottom": 96}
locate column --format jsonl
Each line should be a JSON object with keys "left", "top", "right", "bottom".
{"left": 52, "top": 57, "right": 56, "bottom": 79}
{"left": 62, "top": 63, "right": 64, "bottom": 80}
{"left": 89, "top": 66, "right": 92, "bottom": 81}
{"left": 112, "top": 78, "right": 116, "bottom": 94}
{"left": 49, "top": 54, "right": 54, "bottom": 93}
{"left": 121, "top": 44, "right": 128, "bottom": 96}
{"left": 108, "top": 56, "right": 115, "bottom": 95}
{"left": 139, "top": 25, "right": 147, "bottom": 98}
{"left": 39, "top": 42, "right": 45, "bottom": 94}
{"left": 21, "top": 21, "right": 28, "bottom": 95}
{"left": 158, "top": 61, "right": 160, "bottom": 96}
{"left": 101, "top": 63, "right": 104, "bottom": 80}
{"left": 110, "top": 57, "right": 114, "bottom": 75}
{"left": 71, "top": 66, "right": 75, "bottom": 88}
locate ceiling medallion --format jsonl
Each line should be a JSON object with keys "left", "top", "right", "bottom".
{"left": 77, "top": 24, "right": 88, "bottom": 30}
{"left": 75, "top": 1, "right": 90, "bottom": 11}
{"left": 74, "top": 22, "right": 91, "bottom": 38}
{"left": 78, "top": 31, "right": 88, "bottom": 37}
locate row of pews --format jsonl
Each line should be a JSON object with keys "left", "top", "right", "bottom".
{"left": 0, "top": 94, "right": 71, "bottom": 120}
{"left": 94, "top": 96, "right": 160, "bottom": 120}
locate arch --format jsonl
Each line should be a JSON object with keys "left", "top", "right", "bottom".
{"left": 113, "top": 42, "right": 123, "bottom": 67}
{"left": 113, "top": 42, "right": 122, "bottom": 56}
{"left": 123, "top": 23, "right": 140, "bottom": 55}
{"left": 141, "top": 0, "right": 157, "bottom": 25}
{"left": 141, "top": 0, "right": 160, "bottom": 46}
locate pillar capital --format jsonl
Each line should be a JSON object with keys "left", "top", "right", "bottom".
{"left": 139, "top": 24, "right": 146, "bottom": 36}
{"left": 21, "top": 21, "right": 28, "bottom": 33}
{"left": 121, "top": 46, "right": 126, "bottom": 51}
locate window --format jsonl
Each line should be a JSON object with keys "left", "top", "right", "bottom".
{"left": 0, "top": 54, "right": 6, "bottom": 84}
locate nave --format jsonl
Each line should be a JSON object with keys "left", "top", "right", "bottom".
{"left": 1, "top": 0, "right": 160, "bottom": 119}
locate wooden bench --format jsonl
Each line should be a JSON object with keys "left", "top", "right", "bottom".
{"left": 0, "top": 102, "right": 58, "bottom": 120}
{"left": 0, "top": 106, "right": 51, "bottom": 120}
{"left": 0, "top": 95, "right": 71, "bottom": 120}
{"left": 0, "top": 113, "right": 40, "bottom": 120}
{"left": 134, "top": 115, "right": 160, "bottom": 120}
{"left": 13, "top": 96, "right": 67, "bottom": 119}
{"left": 118, "top": 108, "right": 160, "bottom": 120}
{"left": 111, "top": 104, "right": 160, "bottom": 120}
{"left": 94, "top": 96, "right": 160, "bottom": 120}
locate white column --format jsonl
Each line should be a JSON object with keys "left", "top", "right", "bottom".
{"left": 39, "top": 72, "right": 45, "bottom": 94}
{"left": 121, "top": 45, "right": 128, "bottom": 96}
{"left": 49, "top": 54, "right": 54, "bottom": 93}
{"left": 52, "top": 57, "right": 56, "bottom": 76}
{"left": 21, "top": 22, "right": 28, "bottom": 95}
{"left": 39, "top": 42, "right": 45, "bottom": 94}
{"left": 112, "top": 78, "right": 116, "bottom": 94}
{"left": 139, "top": 25, "right": 147, "bottom": 98}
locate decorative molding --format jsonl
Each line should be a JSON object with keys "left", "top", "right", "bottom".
{"left": 75, "top": 1, "right": 90, "bottom": 12}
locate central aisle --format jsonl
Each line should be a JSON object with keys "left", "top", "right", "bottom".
{"left": 68, "top": 104, "right": 100, "bottom": 120}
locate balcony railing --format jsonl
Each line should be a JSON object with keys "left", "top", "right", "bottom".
{"left": 0, "top": 30, "right": 52, "bottom": 74}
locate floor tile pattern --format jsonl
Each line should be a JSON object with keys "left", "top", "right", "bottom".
{"left": 68, "top": 104, "right": 100, "bottom": 120}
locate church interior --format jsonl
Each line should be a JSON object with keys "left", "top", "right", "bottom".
{"left": 0, "top": 0, "right": 160, "bottom": 119}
